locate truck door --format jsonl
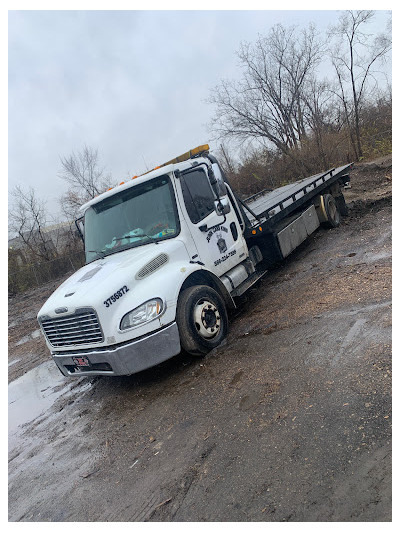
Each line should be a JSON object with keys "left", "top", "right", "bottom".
{"left": 178, "top": 164, "right": 248, "bottom": 276}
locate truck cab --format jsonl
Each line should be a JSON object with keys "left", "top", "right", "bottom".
{"left": 38, "top": 147, "right": 255, "bottom": 376}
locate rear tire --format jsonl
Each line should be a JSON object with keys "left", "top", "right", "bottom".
{"left": 176, "top": 285, "right": 228, "bottom": 356}
{"left": 322, "top": 194, "right": 341, "bottom": 228}
{"left": 335, "top": 193, "right": 348, "bottom": 217}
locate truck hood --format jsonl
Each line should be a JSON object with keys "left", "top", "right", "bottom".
{"left": 38, "top": 239, "right": 189, "bottom": 318}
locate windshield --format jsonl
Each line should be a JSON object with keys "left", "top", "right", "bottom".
{"left": 84, "top": 175, "right": 179, "bottom": 263}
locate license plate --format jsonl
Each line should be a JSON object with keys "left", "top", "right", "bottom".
{"left": 72, "top": 356, "right": 91, "bottom": 368}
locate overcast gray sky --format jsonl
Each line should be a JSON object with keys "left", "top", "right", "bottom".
{"left": 8, "top": 9, "right": 391, "bottom": 219}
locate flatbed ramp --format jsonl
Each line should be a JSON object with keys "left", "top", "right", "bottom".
{"left": 243, "top": 164, "right": 352, "bottom": 228}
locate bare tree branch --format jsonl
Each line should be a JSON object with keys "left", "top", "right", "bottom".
{"left": 9, "top": 186, "right": 55, "bottom": 261}
{"left": 329, "top": 10, "right": 391, "bottom": 159}
{"left": 58, "top": 145, "right": 111, "bottom": 219}
{"left": 207, "top": 23, "right": 324, "bottom": 173}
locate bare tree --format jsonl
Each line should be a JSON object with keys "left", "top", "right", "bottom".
{"left": 58, "top": 145, "right": 111, "bottom": 219}
{"left": 9, "top": 185, "right": 55, "bottom": 261}
{"left": 329, "top": 10, "right": 391, "bottom": 160}
{"left": 59, "top": 189, "right": 89, "bottom": 223}
{"left": 208, "top": 24, "right": 324, "bottom": 173}
{"left": 300, "top": 77, "right": 341, "bottom": 168}
{"left": 215, "top": 143, "right": 237, "bottom": 176}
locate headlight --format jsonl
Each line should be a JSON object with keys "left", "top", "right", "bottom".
{"left": 120, "top": 298, "right": 164, "bottom": 330}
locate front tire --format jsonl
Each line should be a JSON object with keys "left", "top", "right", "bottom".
{"left": 176, "top": 285, "right": 228, "bottom": 356}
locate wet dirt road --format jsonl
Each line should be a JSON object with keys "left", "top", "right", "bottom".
{"left": 8, "top": 175, "right": 391, "bottom": 521}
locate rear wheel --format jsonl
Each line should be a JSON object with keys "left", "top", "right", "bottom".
{"left": 335, "top": 193, "right": 348, "bottom": 217}
{"left": 322, "top": 193, "right": 341, "bottom": 228}
{"left": 176, "top": 285, "right": 228, "bottom": 356}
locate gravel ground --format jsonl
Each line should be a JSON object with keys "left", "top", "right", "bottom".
{"left": 8, "top": 157, "right": 392, "bottom": 522}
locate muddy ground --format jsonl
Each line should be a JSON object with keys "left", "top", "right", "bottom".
{"left": 8, "top": 158, "right": 392, "bottom": 522}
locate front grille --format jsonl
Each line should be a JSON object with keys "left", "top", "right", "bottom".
{"left": 40, "top": 309, "right": 103, "bottom": 347}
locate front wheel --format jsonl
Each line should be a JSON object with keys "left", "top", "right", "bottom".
{"left": 176, "top": 285, "right": 228, "bottom": 356}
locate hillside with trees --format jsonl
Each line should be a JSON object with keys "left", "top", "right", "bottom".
{"left": 208, "top": 10, "right": 391, "bottom": 197}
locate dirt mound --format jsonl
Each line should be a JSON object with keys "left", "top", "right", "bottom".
{"left": 356, "top": 155, "right": 392, "bottom": 172}
{"left": 347, "top": 195, "right": 392, "bottom": 217}
{"left": 343, "top": 156, "right": 392, "bottom": 206}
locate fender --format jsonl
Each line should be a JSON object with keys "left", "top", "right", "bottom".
{"left": 176, "top": 267, "right": 236, "bottom": 311}
{"left": 135, "top": 261, "right": 235, "bottom": 332}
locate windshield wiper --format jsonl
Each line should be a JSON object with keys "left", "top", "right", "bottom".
{"left": 87, "top": 249, "right": 106, "bottom": 258}
{"left": 113, "top": 232, "right": 158, "bottom": 244}
{"left": 87, "top": 233, "right": 158, "bottom": 261}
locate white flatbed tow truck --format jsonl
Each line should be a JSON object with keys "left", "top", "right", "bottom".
{"left": 37, "top": 145, "right": 352, "bottom": 377}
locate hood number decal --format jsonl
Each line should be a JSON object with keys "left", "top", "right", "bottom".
{"left": 104, "top": 285, "right": 129, "bottom": 308}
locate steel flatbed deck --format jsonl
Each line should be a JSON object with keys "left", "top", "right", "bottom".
{"left": 242, "top": 164, "right": 352, "bottom": 232}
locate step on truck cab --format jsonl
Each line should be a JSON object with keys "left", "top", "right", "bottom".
{"left": 37, "top": 145, "right": 352, "bottom": 377}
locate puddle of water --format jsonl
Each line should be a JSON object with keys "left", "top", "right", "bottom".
{"left": 8, "top": 361, "right": 91, "bottom": 439}
{"left": 15, "top": 329, "right": 42, "bottom": 346}
{"left": 8, "top": 362, "right": 66, "bottom": 434}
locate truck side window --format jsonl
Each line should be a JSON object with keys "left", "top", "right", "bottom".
{"left": 181, "top": 169, "right": 215, "bottom": 224}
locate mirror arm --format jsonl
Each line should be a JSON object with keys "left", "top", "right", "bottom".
{"left": 75, "top": 218, "right": 85, "bottom": 243}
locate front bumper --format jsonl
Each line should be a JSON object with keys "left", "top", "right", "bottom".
{"left": 52, "top": 322, "right": 181, "bottom": 377}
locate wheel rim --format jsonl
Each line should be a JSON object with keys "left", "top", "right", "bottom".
{"left": 193, "top": 299, "right": 221, "bottom": 339}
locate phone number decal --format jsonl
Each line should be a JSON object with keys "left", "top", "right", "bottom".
{"left": 104, "top": 285, "right": 129, "bottom": 308}
{"left": 214, "top": 249, "right": 236, "bottom": 267}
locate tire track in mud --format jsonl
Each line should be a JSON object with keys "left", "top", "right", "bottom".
{"left": 148, "top": 443, "right": 217, "bottom": 521}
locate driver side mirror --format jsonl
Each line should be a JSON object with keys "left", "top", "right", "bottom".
{"left": 214, "top": 197, "right": 231, "bottom": 216}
